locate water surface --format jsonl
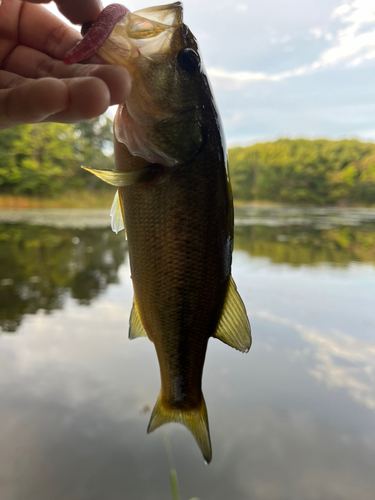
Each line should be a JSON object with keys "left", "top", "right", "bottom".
{"left": 0, "top": 206, "right": 374, "bottom": 500}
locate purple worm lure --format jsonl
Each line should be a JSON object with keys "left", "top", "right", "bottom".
{"left": 63, "top": 4, "right": 129, "bottom": 65}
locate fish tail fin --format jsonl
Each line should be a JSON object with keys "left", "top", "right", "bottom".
{"left": 147, "top": 392, "right": 212, "bottom": 463}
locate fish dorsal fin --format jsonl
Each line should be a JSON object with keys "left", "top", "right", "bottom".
{"left": 81, "top": 166, "right": 157, "bottom": 186}
{"left": 129, "top": 299, "right": 148, "bottom": 339}
{"left": 213, "top": 276, "right": 251, "bottom": 353}
{"left": 110, "top": 189, "right": 127, "bottom": 237}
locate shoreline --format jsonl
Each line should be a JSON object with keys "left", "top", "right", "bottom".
{"left": 0, "top": 193, "right": 373, "bottom": 210}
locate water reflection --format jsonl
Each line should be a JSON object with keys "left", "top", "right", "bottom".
{"left": 0, "top": 207, "right": 375, "bottom": 500}
{"left": 0, "top": 207, "right": 374, "bottom": 334}
{"left": 0, "top": 224, "right": 127, "bottom": 332}
{"left": 234, "top": 206, "right": 375, "bottom": 267}
{"left": 252, "top": 310, "right": 375, "bottom": 412}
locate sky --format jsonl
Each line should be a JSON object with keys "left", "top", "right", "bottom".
{"left": 45, "top": 0, "right": 375, "bottom": 146}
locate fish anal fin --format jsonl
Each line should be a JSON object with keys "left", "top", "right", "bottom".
{"left": 110, "top": 189, "right": 127, "bottom": 237}
{"left": 213, "top": 276, "right": 251, "bottom": 353}
{"left": 129, "top": 299, "right": 148, "bottom": 340}
{"left": 147, "top": 392, "right": 212, "bottom": 463}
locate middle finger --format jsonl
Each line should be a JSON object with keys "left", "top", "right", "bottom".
{"left": 3, "top": 46, "right": 131, "bottom": 105}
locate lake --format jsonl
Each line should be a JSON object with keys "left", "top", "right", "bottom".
{"left": 0, "top": 206, "right": 374, "bottom": 500}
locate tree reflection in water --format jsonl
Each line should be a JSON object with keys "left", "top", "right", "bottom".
{"left": 235, "top": 224, "right": 375, "bottom": 267}
{"left": 0, "top": 207, "right": 374, "bottom": 334}
{"left": 0, "top": 224, "right": 127, "bottom": 333}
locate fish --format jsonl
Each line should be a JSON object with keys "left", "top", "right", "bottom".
{"left": 64, "top": 2, "right": 251, "bottom": 463}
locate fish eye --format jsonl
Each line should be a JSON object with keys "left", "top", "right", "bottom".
{"left": 177, "top": 48, "right": 200, "bottom": 74}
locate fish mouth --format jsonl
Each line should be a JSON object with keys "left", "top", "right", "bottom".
{"left": 97, "top": 2, "right": 183, "bottom": 69}
{"left": 91, "top": 3, "right": 203, "bottom": 167}
{"left": 106, "top": 3, "right": 204, "bottom": 167}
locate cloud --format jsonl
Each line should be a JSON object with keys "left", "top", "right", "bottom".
{"left": 207, "top": 64, "right": 314, "bottom": 89}
{"left": 42, "top": 0, "right": 375, "bottom": 141}
{"left": 251, "top": 310, "right": 375, "bottom": 412}
{"left": 270, "top": 34, "right": 292, "bottom": 45}
{"left": 208, "top": 0, "right": 375, "bottom": 90}
{"left": 304, "top": 0, "right": 375, "bottom": 70}
{"left": 333, "top": 4, "right": 353, "bottom": 17}
{"left": 309, "top": 27, "right": 324, "bottom": 39}
{"left": 235, "top": 3, "right": 249, "bottom": 12}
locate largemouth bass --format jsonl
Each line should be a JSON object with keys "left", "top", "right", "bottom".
{"left": 65, "top": 2, "right": 251, "bottom": 463}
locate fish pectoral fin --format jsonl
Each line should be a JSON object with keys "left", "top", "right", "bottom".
{"left": 147, "top": 392, "right": 212, "bottom": 464}
{"left": 82, "top": 165, "right": 157, "bottom": 186}
{"left": 213, "top": 276, "right": 251, "bottom": 353}
{"left": 110, "top": 189, "right": 127, "bottom": 237}
{"left": 128, "top": 299, "right": 148, "bottom": 340}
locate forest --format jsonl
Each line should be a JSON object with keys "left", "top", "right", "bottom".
{"left": 0, "top": 118, "right": 114, "bottom": 200}
{"left": 0, "top": 120, "right": 375, "bottom": 205}
{"left": 229, "top": 138, "right": 375, "bottom": 205}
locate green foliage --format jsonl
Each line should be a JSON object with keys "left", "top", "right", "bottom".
{"left": 170, "top": 469, "right": 180, "bottom": 500}
{"left": 0, "top": 224, "right": 127, "bottom": 333}
{"left": 0, "top": 126, "right": 23, "bottom": 187}
{"left": 0, "top": 117, "right": 115, "bottom": 197}
{"left": 229, "top": 139, "right": 375, "bottom": 205}
{"left": 1, "top": 124, "right": 375, "bottom": 205}
{"left": 161, "top": 431, "right": 201, "bottom": 500}
{"left": 73, "top": 116, "right": 115, "bottom": 191}
{"left": 234, "top": 224, "right": 375, "bottom": 267}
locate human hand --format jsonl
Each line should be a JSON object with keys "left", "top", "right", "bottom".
{"left": 0, "top": 0, "right": 131, "bottom": 130}
{"left": 24, "top": 0, "right": 103, "bottom": 25}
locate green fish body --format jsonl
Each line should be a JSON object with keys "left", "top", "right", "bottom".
{"left": 83, "top": 2, "right": 251, "bottom": 463}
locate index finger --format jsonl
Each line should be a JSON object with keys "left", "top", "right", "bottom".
{"left": 18, "top": 2, "right": 82, "bottom": 60}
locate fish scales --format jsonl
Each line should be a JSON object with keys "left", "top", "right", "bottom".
{"left": 115, "top": 121, "right": 232, "bottom": 410}
{"left": 66, "top": 2, "right": 251, "bottom": 463}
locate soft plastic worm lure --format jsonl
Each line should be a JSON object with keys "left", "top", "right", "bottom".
{"left": 63, "top": 4, "right": 129, "bottom": 64}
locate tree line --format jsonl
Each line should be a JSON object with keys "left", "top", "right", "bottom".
{"left": 229, "top": 138, "right": 375, "bottom": 204}
{"left": 0, "top": 121, "right": 375, "bottom": 204}
{"left": 0, "top": 118, "right": 114, "bottom": 197}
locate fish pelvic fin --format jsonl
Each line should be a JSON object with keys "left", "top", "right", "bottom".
{"left": 128, "top": 299, "right": 148, "bottom": 340}
{"left": 213, "top": 275, "right": 251, "bottom": 353}
{"left": 147, "top": 392, "right": 212, "bottom": 464}
{"left": 110, "top": 189, "right": 127, "bottom": 237}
